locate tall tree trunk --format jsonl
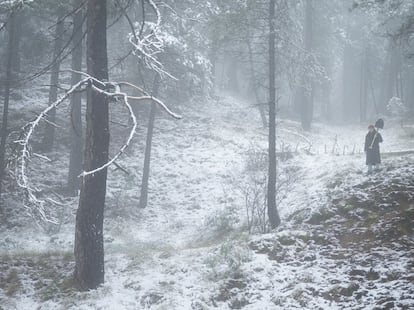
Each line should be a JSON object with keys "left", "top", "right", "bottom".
{"left": 0, "top": 13, "right": 16, "bottom": 197}
{"left": 227, "top": 56, "right": 239, "bottom": 94}
{"left": 139, "top": 74, "right": 161, "bottom": 209}
{"left": 209, "top": 42, "right": 217, "bottom": 91}
{"left": 409, "top": 71, "right": 414, "bottom": 116}
{"left": 42, "top": 15, "right": 65, "bottom": 152}
{"left": 11, "top": 13, "right": 22, "bottom": 73}
{"left": 341, "top": 21, "right": 360, "bottom": 122}
{"left": 380, "top": 44, "right": 400, "bottom": 114}
{"left": 74, "top": 0, "right": 109, "bottom": 290}
{"left": 267, "top": 0, "right": 280, "bottom": 229}
{"left": 301, "top": 0, "right": 313, "bottom": 131}
{"left": 246, "top": 38, "right": 267, "bottom": 128}
{"left": 359, "top": 48, "right": 368, "bottom": 123}
{"left": 68, "top": 1, "right": 84, "bottom": 195}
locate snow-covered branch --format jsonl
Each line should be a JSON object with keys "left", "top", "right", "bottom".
{"left": 14, "top": 77, "right": 90, "bottom": 223}
{"left": 16, "top": 71, "right": 181, "bottom": 224}
{"left": 128, "top": 0, "right": 176, "bottom": 79}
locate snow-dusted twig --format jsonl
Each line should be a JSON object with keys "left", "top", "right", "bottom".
{"left": 32, "top": 152, "right": 51, "bottom": 162}
{"left": 80, "top": 79, "right": 181, "bottom": 177}
{"left": 79, "top": 84, "right": 137, "bottom": 177}
{"left": 127, "top": 0, "right": 177, "bottom": 79}
{"left": 15, "top": 77, "right": 90, "bottom": 223}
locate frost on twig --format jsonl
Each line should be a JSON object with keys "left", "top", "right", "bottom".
{"left": 16, "top": 71, "right": 181, "bottom": 225}
{"left": 128, "top": 0, "right": 176, "bottom": 79}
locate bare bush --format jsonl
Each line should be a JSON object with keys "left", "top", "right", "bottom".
{"left": 236, "top": 144, "right": 298, "bottom": 234}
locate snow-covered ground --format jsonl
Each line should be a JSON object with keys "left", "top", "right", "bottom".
{"left": 1, "top": 93, "right": 413, "bottom": 309}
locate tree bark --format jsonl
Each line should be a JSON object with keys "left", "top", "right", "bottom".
{"left": 267, "top": 0, "right": 280, "bottom": 229}
{"left": 139, "top": 74, "right": 161, "bottom": 208}
{"left": 42, "top": 15, "right": 65, "bottom": 152}
{"left": 68, "top": 1, "right": 84, "bottom": 195}
{"left": 0, "top": 13, "right": 16, "bottom": 197}
{"left": 74, "top": 0, "right": 109, "bottom": 290}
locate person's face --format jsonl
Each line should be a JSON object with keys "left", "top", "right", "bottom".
{"left": 369, "top": 127, "right": 374, "bottom": 132}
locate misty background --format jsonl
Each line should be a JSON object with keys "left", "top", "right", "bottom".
{"left": 0, "top": 0, "right": 414, "bottom": 309}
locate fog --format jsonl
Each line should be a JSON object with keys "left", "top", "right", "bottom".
{"left": 1, "top": 0, "right": 414, "bottom": 309}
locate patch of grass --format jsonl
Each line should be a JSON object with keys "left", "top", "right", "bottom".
{"left": 4, "top": 269, "right": 21, "bottom": 297}
{"left": 205, "top": 206, "right": 240, "bottom": 238}
{"left": 204, "top": 240, "right": 251, "bottom": 281}
{"left": 0, "top": 251, "right": 76, "bottom": 302}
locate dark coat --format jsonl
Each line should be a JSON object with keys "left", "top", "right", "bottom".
{"left": 364, "top": 130, "right": 383, "bottom": 165}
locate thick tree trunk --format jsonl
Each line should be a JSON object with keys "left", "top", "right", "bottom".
{"left": 0, "top": 13, "right": 16, "bottom": 197}
{"left": 68, "top": 2, "right": 84, "bottom": 195}
{"left": 74, "top": 0, "right": 109, "bottom": 290}
{"left": 139, "top": 74, "right": 161, "bottom": 208}
{"left": 267, "top": 0, "right": 280, "bottom": 229}
{"left": 301, "top": 0, "right": 313, "bottom": 131}
{"left": 42, "top": 16, "right": 65, "bottom": 152}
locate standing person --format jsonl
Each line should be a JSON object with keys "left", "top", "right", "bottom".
{"left": 364, "top": 124, "right": 383, "bottom": 174}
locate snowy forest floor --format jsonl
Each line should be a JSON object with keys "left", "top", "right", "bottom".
{"left": 0, "top": 93, "right": 414, "bottom": 309}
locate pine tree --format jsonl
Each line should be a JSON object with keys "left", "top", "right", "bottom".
{"left": 74, "top": 0, "right": 109, "bottom": 290}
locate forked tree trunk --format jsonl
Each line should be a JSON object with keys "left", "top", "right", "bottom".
{"left": 139, "top": 74, "right": 161, "bottom": 208}
{"left": 74, "top": 0, "right": 109, "bottom": 290}
{"left": 267, "top": 0, "right": 281, "bottom": 229}
{"left": 68, "top": 1, "right": 84, "bottom": 195}
{"left": 0, "top": 13, "right": 17, "bottom": 197}
{"left": 42, "top": 15, "right": 65, "bottom": 152}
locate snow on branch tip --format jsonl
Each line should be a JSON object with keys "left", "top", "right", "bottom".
{"left": 127, "top": 0, "right": 177, "bottom": 80}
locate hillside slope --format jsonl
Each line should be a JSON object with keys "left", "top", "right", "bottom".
{"left": 0, "top": 94, "right": 413, "bottom": 309}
